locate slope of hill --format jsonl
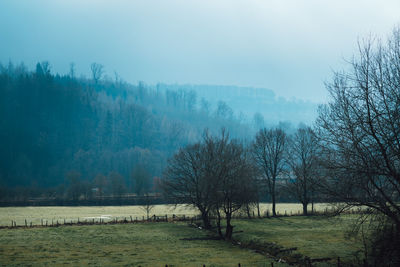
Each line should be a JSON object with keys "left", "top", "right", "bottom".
{"left": 0, "top": 62, "right": 318, "bottom": 200}
{"left": 0, "top": 62, "right": 249, "bottom": 198}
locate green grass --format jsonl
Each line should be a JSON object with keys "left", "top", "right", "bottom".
{"left": 0, "top": 205, "right": 362, "bottom": 266}
{"left": 0, "top": 222, "right": 286, "bottom": 267}
{"left": 231, "top": 215, "right": 363, "bottom": 265}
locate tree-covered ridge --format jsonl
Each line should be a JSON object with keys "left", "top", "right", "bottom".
{"left": 157, "top": 84, "right": 318, "bottom": 125}
{"left": 0, "top": 62, "right": 250, "bottom": 197}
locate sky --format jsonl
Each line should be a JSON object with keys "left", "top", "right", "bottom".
{"left": 1, "top": 0, "right": 399, "bottom": 103}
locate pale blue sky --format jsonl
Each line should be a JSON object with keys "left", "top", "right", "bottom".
{"left": 1, "top": 0, "right": 399, "bottom": 102}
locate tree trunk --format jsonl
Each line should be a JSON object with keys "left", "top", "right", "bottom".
{"left": 201, "top": 210, "right": 211, "bottom": 229}
{"left": 257, "top": 202, "right": 261, "bottom": 218}
{"left": 302, "top": 176, "right": 308, "bottom": 216}
{"left": 272, "top": 191, "right": 277, "bottom": 216}
{"left": 225, "top": 214, "right": 233, "bottom": 240}
{"left": 246, "top": 204, "right": 251, "bottom": 219}
{"left": 311, "top": 200, "right": 314, "bottom": 214}
{"left": 216, "top": 208, "right": 223, "bottom": 238}
{"left": 310, "top": 187, "right": 314, "bottom": 214}
{"left": 302, "top": 202, "right": 308, "bottom": 216}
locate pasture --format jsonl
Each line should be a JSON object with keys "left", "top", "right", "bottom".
{"left": 234, "top": 216, "right": 363, "bottom": 265}
{"left": 0, "top": 215, "right": 363, "bottom": 266}
{"left": 0, "top": 203, "right": 363, "bottom": 266}
{"left": 0, "top": 222, "right": 285, "bottom": 267}
{"left": 0, "top": 203, "right": 331, "bottom": 227}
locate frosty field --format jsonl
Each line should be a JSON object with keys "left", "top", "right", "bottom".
{"left": 0, "top": 203, "right": 332, "bottom": 227}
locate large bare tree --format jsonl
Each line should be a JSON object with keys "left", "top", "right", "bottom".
{"left": 162, "top": 140, "right": 215, "bottom": 229}
{"left": 252, "top": 128, "right": 287, "bottom": 216}
{"left": 316, "top": 28, "right": 400, "bottom": 264}
{"left": 162, "top": 129, "right": 257, "bottom": 239}
{"left": 212, "top": 138, "right": 258, "bottom": 239}
{"left": 286, "top": 127, "right": 319, "bottom": 215}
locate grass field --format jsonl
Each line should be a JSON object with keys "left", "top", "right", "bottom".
{"left": 0, "top": 203, "right": 331, "bottom": 227}
{"left": 0, "top": 222, "right": 286, "bottom": 267}
{"left": 0, "top": 213, "right": 363, "bottom": 266}
{"left": 233, "top": 216, "right": 363, "bottom": 265}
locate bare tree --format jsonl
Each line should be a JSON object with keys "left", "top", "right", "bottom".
{"left": 213, "top": 139, "right": 258, "bottom": 239}
{"left": 162, "top": 137, "right": 216, "bottom": 229}
{"left": 162, "top": 129, "right": 258, "bottom": 238}
{"left": 316, "top": 28, "right": 400, "bottom": 264}
{"left": 90, "top": 63, "right": 104, "bottom": 83}
{"left": 252, "top": 128, "right": 287, "bottom": 216}
{"left": 140, "top": 193, "right": 155, "bottom": 220}
{"left": 286, "top": 126, "right": 319, "bottom": 215}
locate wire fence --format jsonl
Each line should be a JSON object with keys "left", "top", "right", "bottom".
{"left": 1, "top": 206, "right": 367, "bottom": 229}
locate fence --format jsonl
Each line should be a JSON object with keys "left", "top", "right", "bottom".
{"left": 1, "top": 205, "right": 366, "bottom": 229}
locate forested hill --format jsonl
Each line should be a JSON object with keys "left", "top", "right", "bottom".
{"left": 0, "top": 62, "right": 317, "bottom": 199}
{"left": 0, "top": 62, "right": 252, "bottom": 195}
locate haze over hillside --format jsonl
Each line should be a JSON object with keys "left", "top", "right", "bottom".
{"left": 157, "top": 84, "right": 318, "bottom": 125}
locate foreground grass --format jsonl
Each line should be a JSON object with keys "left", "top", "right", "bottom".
{"left": 232, "top": 215, "right": 363, "bottom": 265}
{"left": 0, "top": 222, "right": 285, "bottom": 267}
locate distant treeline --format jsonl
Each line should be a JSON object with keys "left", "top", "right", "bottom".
{"left": 0, "top": 61, "right": 255, "bottom": 201}
{"left": 0, "top": 193, "right": 167, "bottom": 207}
